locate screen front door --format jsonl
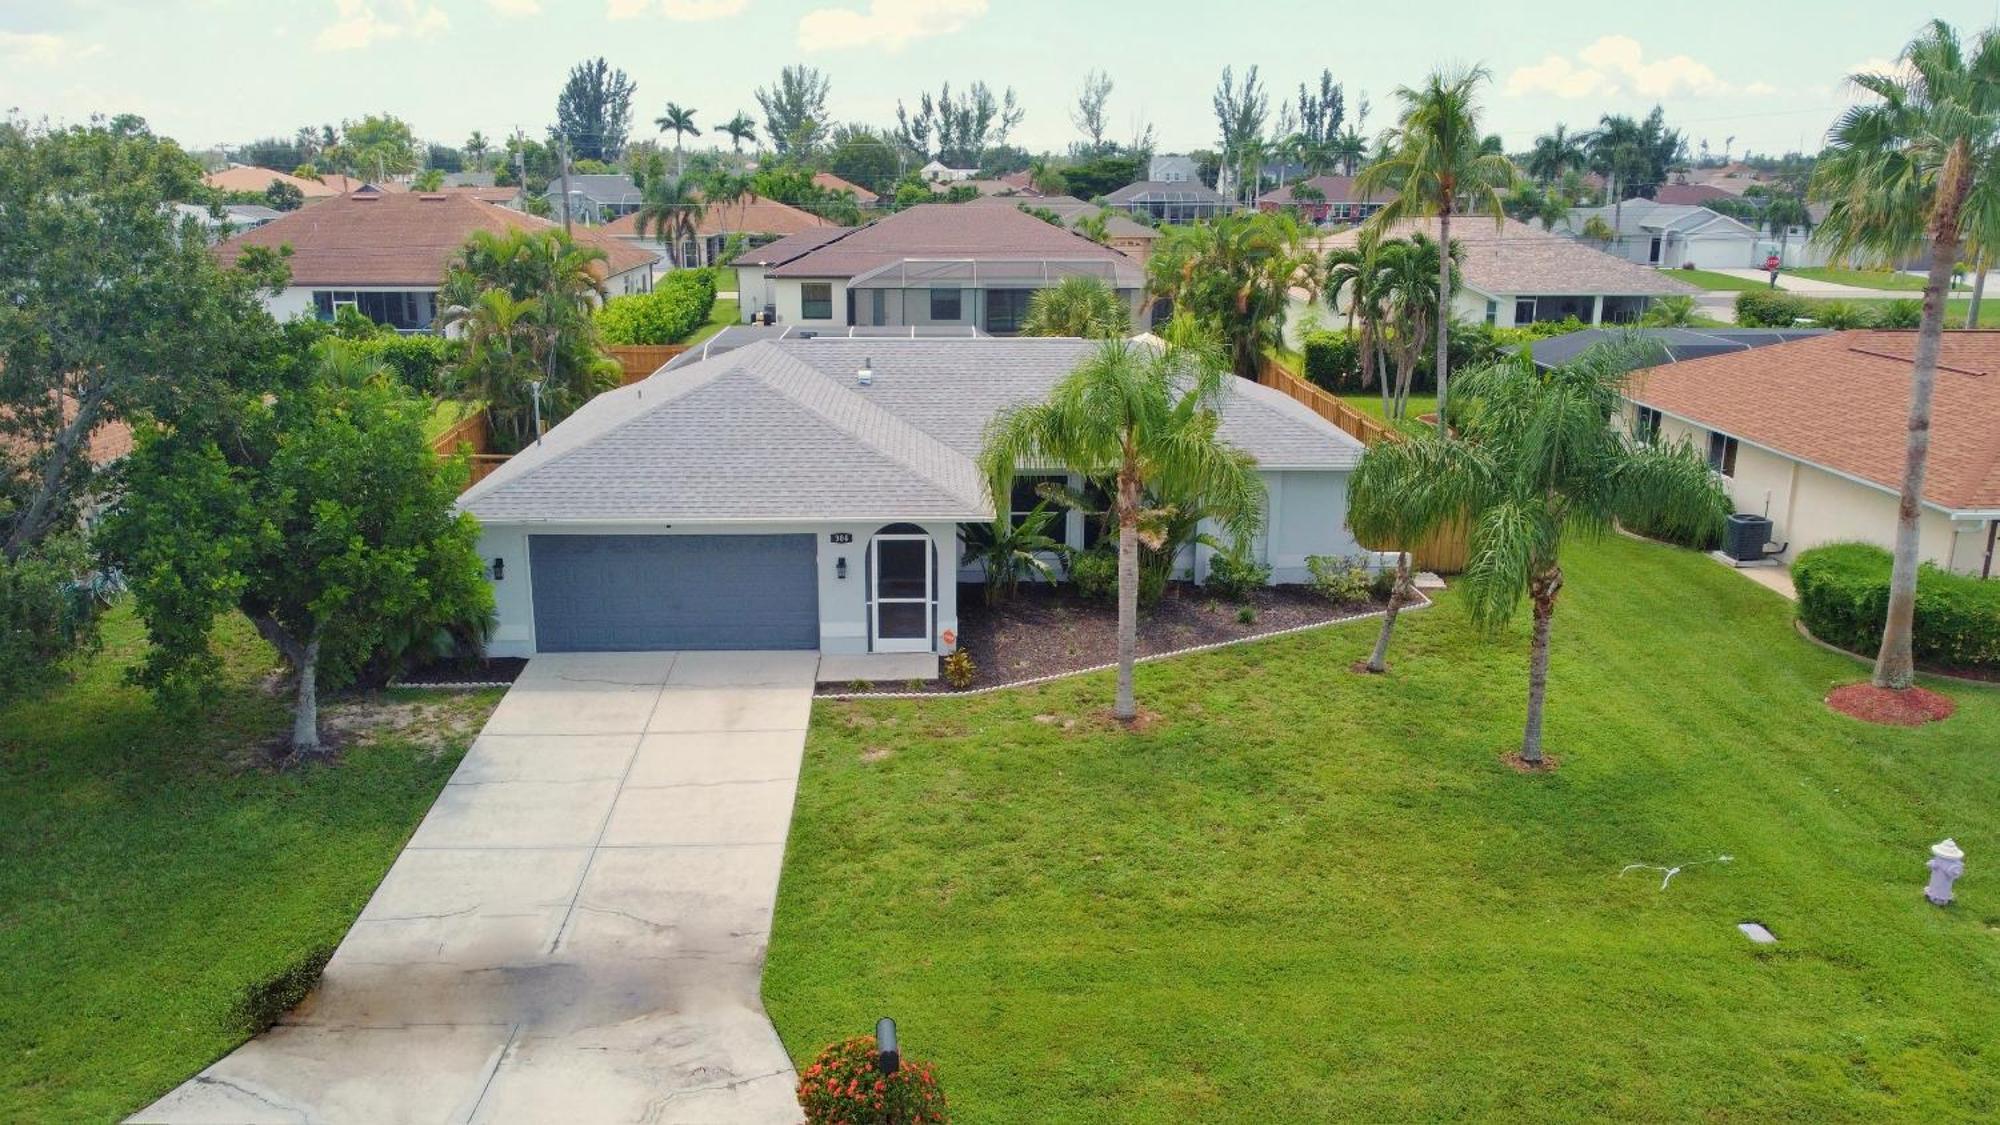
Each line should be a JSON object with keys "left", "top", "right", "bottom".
{"left": 871, "top": 532, "right": 933, "bottom": 653}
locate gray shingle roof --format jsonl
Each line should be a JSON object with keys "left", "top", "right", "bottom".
{"left": 461, "top": 338, "right": 1366, "bottom": 524}
{"left": 1316, "top": 217, "right": 1698, "bottom": 298}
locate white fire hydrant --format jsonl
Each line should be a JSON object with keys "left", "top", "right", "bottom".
{"left": 1925, "top": 839, "right": 1965, "bottom": 906}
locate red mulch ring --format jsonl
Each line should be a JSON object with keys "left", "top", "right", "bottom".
{"left": 1501, "top": 750, "right": 1561, "bottom": 773}
{"left": 1825, "top": 682, "right": 1957, "bottom": 726}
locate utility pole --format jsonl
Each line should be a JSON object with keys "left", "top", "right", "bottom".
{"left": 559, "top": 133, "right": 574, "bottom": 235}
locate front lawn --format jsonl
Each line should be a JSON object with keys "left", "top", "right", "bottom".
{"left": 0, "top": 608, "right": 498, "bottom": 1122}
{"left": 1789, "top": 267, "right": 1963, "bottom": 292}
{"left": 1673, "top": 268, "right": 1771, "bottom": 292}
{"left": 686, "top": 296, "right": 739, "bottom": 346}
{"left": 1339, "top": 390, "right": 1436, "bottom": 432}
{"left": 765, "top": 534, "right": 2000, "bottom": 1122}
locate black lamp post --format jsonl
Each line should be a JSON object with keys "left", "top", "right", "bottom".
{"left": 875, "top": 1017, "right": 899, "bottom": 1075}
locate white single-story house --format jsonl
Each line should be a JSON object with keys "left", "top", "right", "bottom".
{"left": 459, "top": 338, "right": 1371, "bottom": 657}
{"left": 213, "top": 188, "right": 657, "bottom": 332}
{"left": 1563, "top": 200, "right": 1761, "bottom": 271}
{"left": 542, "top": 173, "right": 646, "bottom": 225}
{"left": 920, "top": 160, "right": 978, "bottom": 183}
{"left": 1626, "top": 330, "right": 2000, "bottom": 576}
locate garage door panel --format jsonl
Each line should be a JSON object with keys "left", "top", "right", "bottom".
{"left": 529, "top": 534, "right": 818, "bottom": 652}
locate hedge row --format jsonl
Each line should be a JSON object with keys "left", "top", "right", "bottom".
{"left": 1300, "top": 319, "right": 1588, "bottom": 394}
{"left": 1735, "top": 290, "right": 1923, "bottom": 330}
{"left": 1793, "top": 542, "right": 2000, "bottom": 670}
{"left": 350, "top": 334, "right": 460, "bottom": 397}
{"left": 596, "top": 269, "right": 718, "bottom": 345}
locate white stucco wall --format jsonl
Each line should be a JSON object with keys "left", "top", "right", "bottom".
{"left": 477, "top": 519, "right": 960, "bottom": 658}
{"left": 772, "top": 278, "right": 850, "bottom": 328}
{"left": 734, "top": 266, "right": 772, "bottom": 320}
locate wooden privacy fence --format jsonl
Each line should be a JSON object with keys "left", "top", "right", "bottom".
{"left": 1256, "top": 358, "right": 1471, "bottom": 574}
{"left": 606, "top": 344, "right": 687, "bottom": 385}
{"left": 431, "top": 409, "right": 510, "bottom": 493}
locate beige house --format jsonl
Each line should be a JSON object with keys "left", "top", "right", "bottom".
{"left": 1627, "top": 330, "right": 2000, "bottom": 577}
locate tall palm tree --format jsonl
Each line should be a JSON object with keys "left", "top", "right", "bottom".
{"left": 1331, "top": 127, "right": 1367, "bottom": 177}
{"left": 464, "top": 130, "right": 490, "bottom": 172}
{"left": 634, "top": 175, "right": 708, "bottom": 268}
{"left": 1811, "top": 19, "right": 2000, "bottom": 691}
{"left": 655, "top": 102, "right": 701, "bottom": 178}
{"left": 1322, "top": 227, "right": 1386, "bottom": 405}
{"left": 981, "top": 328, "right": 1266, "bottom": 721}
{"left": 1021, "top": 276, "right": 1132, "bottom": 338}
{"left": 1362, "top": 349, "right": 1722, "bottom": 763}
{"left": 1144, "top": 210, "right": 1317, "bottom": 380}
{"left": 721, "top": 111, "right": 757, "bottom": 155}
{"left": 1358, "top": 65, "right": 1517, "bottom": 425}
{"left": 1374, "top": 233, "right": 1461, "bottom": 420}
{"left": 1527, "top": 124, "right": 1586, "bottom": 184}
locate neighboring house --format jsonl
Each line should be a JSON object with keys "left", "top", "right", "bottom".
{"left": 962, "top": 178, "right": 1038, "bottom": 197}
{"left": 1102, "top": 180, "right": 1237, "bottom": 224}
{"left": 203, "top": 164, "right": 369, "bottom": 201}
{"left": 1314, "top": 217, "right": 1698, "bottom": 329}
{"left": 1562, "top": 200, "right": 1763, "bottom": 271}
{"left": 1257, "top": 175, "right": 1397, "bottom": 224}
{"left": 1625, "top": 330, "right": 2000, "bottom": 576}
{"left": 601, "top": 195, "right": 835, "bottom": 268}
{"left": 1529, "top": 327, "right": 1828, "bottom": 370}
{"left": 1683, "top": 162, "right": 1765, "bottom": 195}
{"left": 459, "top": 337, "right": 1370, "bottom": 657}
{"left": 1653, "top": 182, "right": 1736, "bottom": 207}
{"left": 542, "top": 174, "right": 646, "bottom": 225}
{"left": 737, "top": 203, "right": 1148, "bottom": 334}
{"left": 813, "top": 171, "right": 879, "bottom": 205}
{"left": 730, "top": 227, "right": 859, "bottom": 322}
{"left": 920, "top": 160, "right": 978, "bottom": 183}
{"left": 983, "top": 195, "right": 1161, "bottom": 263}
{"left": 172, "top": 202, "right": 284, "bottom": 240}
{"left": 1148, "top": 154, "right": 1199, "bottom": 184}
{"left": 212, "top": 188, "right": 657, "bottom": 332}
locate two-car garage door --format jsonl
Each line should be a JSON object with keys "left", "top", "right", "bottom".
{"left": 528, "top": 534, "right": 819, "bottom": 652}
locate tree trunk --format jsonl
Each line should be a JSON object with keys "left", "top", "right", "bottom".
{"left": 1435, "top": 206, "right": 1453, "bottom": 425}
{"left": 1365, "top": 551, "right": 1411, "bottom": 673}
{"left": 1114, "top": 462, "right": 1141, "bottom": 722}
{"left": 1966, "top": 247, "right": 1987, "bottom": 329}
{"left": 1874, "top": 147, "right": 1968, "bottom": 690}
{"left": 251, "top": 616, "right": 328, "bottom": 759}
{"left": 1520, "top": 566, "right": 1563, "bottom": 765}
{"left": 3, "top": 379, "right": 108, "bottom": 563}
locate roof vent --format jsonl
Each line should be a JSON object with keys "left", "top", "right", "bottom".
{"left": 858, "top": 357, "right": 874, "bottom": 386}
{"left": 418, "top": 193, "right": 447, "bottom": 202}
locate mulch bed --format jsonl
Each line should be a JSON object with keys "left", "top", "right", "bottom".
{"left": 395, "top": 656, "right": 528, "bottom": 687}
{"left": 824, "top": 582, "right": 1392, "bottom": 695}
{"left": 1825, "top": 682, "right": 1958, "bottom": 726}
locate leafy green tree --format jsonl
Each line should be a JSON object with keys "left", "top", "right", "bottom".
{"left": 981, "top": 327, "right": 1265, "bottom": 721}
{"left": 263, "top": 179, "right": 305, "bottom": 211}
{"left": 1061, "top": 153, "right": 1144, "bottom": 199}
{"left": 1145, "top": 210, "right": 1316, "bottom": 380}
{"left": 756, "top": 65, "right": 831, "bottom": 159}
{"left": 101, "top": 341, "right": 490, "bottom": 759}
{"left": 1358, "top": 65, "right": 1517, "bottom": 423}
{"left": 1811, "top": 19, "right": 2000, "bottom": 691}
{"left": 1021, "top": 276, "right": 1132, "bottom": 338}
{"left": 895, "top": 81, "right": 1024, "bottom": 166}
{"left": 825, "top": 125, "right": 902, "bottom": 197}
{"left": 655, "top": 102, "right": 700, "bottom": 178}
{"left": 332, "top": 113, "right": 419, "bottom": 178}
{"left": 1211, "top": 65, "right": 1269, "bottom": 202}
{"left": 554, "top": 57, "right": 637, "bottom": 161}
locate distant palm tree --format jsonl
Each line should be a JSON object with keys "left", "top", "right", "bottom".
{"left": 1322, "top": 227, "right": 1386, "bottom": 403}
{"left": 1579, "top": 215, "right": 1617, "bottom": 245}
{"left": 1330, "top": 128, "right": 1367, "bottom": 177}
{"left": 464, "top": 130, "right": 490, "bottom": 172}
{"left": 1640, "top": 295, "right": 1698, "bottom": 327}
{"left": 1374, "top": 233, "right": 1461, "bottom": 420}
{"left": 1527, "top": 124, "right": 1587, "bottom": 184}
{"left": 1358, "top": 65, "right": 1517, "bottom": 424}
{"left": 1811, "top": 19, "right": 2000, "bottom": 691}
{"left": 981, "top": 329, "right": 1265, "bottom": 722}
{"left": 655, "top": 102, "right": 701, "bottom": 178}
{"left": 1021, "top": 276, "right": 1132, "bottom": 338}
{"left": 634, "top": 175, "right": 708, "bottom": 268}
{"left": 721, "top": 111, "right": 757, "bottom": 155}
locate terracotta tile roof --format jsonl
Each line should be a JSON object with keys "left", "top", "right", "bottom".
{"left": 767, "top": 203, "right": 1134, "bottom": 279}
{"left": 203, "top": 165, "right": 368, "bottom": 197}
{"left": 813, "top": 171, "right": 878, "bottom": 203}
{"left": 212, "top": 190, "right": 654, "bottom": 287}
{"left": 1652, "top": 183, "right": 1736, "bottom": 206}
{"left": 1261, "top": 174, "right": 1397, "bottom": 207}
{"left": 1316, "top": 217, "right": 1697, "bottom": 298}
{"left": 600, "top": 195, "right": 834, "bottom": 241}
{"left": 1628, "top": 330, "right": 2000, "bottom": 512}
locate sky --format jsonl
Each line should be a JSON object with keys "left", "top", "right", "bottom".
{"left": 2, "top": 1, "right": 1996, "bottom": 161}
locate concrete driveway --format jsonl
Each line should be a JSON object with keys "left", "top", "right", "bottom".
{"left": 133, "top": 651, "right": 815, "bottom": 1125}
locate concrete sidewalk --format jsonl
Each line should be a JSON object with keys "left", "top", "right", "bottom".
{"left": 133, "top": 651, "right": 815, "bottom": 1125}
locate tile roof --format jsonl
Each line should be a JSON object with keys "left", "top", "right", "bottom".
{"left": 1530, "top": 327, "right": 1827, "bottom": 369}
{"left": 1316, "top": 217, "right": 1698, "bottom": 298}
{"left": 599, "top": 195, "right": 834, "bottom": 241}
{"left": 1653, "top": 183, "right": 1736, "bottom": 206}
{"left": 460, "top": 338, "right": 1367, "bottom": 524}
{"left": 980, "top": 195, "right": 1159, "bottom": 240}
{"left": 1260, "top": 175, "right": 1398, "bottom": 207}
{"left": 203, "top": 165, "right": 369, "bottom": 197}
{"left": 1627, "top": 330, "right": 2000, "bottom": 512}
{"left": 766, "top": 203, "right": 1136, "bottom": 280}
{"left": 212, "top": 190, "right": 655, "bottom": 286}
{"left": 813, "top": 171, "right": 879, "bottom": 203}
{"left": 727, "top": 226, "right": 857, "bottom": 267}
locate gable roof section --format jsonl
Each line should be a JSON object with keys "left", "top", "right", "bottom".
{"left": 212, "top": 190, "right": 654, "bottom": 286}
{"left": 203, "top": 165, "right": 366, "bottom": 198}
{"left": 766, "top": 203, "right": 1135, "bottom": 280}
{"left": 1318, "top": 217, "right": 1698, "bottom": 298}
{"left": 813, "top": 171, "right": 878, "bottom": 203}
{"left": 601, "top": 195, "right": 834, "bottom": 241}
{"left": 545, "top": 174, "right": 643, "bottom": 205}
{"left": 1653, "top": 183, "right": 1735, "bottom": 206}
{"left": 1261, "top": 175, "right": 1398, "bottom": 207}
{"left": 461, "top": 338, "right": 1368, "bottom": 524}
{"left": 1530, "top": 327, "right": 1828, "bottom": 369}
{"left": 971, "top": 195, "right": 1159, "bottom": 241}
{"left": 727, "top": 225, "right": 858, "bottom": 267}
{"left": 1628, "top": 330, "right": 2000, "bottom": 512}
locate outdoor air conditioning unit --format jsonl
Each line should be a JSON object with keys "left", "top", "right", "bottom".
{"left": 1724, "top": 513, "right": 1776, "bottom": 563}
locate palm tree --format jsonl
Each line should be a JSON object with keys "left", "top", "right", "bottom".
{"left": 1322, "top": 228, "right": 1386, "bottom": 406}
{"left": 1811, "top": 19, "right": 2000, "bottom": 691}
{"left": 1330, "top": 127, "right": 1367, "bottom": 177}
{"left": 655, "top": 102, "right": 701, "bottom": 178}
{"left": 1527, "top": 124, "right": 1586, "bottom": 184}
{"left": 981, "top": 329, "right": 1266, "bottom": 721}
{"left": 1028, "top": 157, "right": 1067, "bottom": 196}
{"left": 1346, "top": 433, "right": 1466, "bottom": 673}
{"left": 1579, "top": 214, "right": 1616, "bottom": 245}
{"left": 1358, "top": 65, "right": 1517, "bottom": 425}
{"left": 634, "top": 175, "right": 708, "bottom": 268}
{"left": 1373, "top": 349, "right": 1722, "bottom": 763}
{"left": 1145, "top": 210, "right": 1317, "bottom": 380}
{"left": 464, "top": 130, "right": 490, "bottom": 172}
{"left": 1640, "top": 295, "right": 1697, "bottom": 327}
{"left": 1021, "top": 276, "right": 1132, "bottom": 338}
{"left": 1374, "top": 233, "right": 1461, "bottom": 419}
{"left": 962, "top": 503, "right": 1069, "bottom": 604}
{"left": 721, "top": 111, "right": 757, "bottom": 155}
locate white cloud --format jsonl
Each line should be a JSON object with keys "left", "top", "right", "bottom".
{"left": 314, "top": 0, "right": 449, "bottom": 52}
{"left": 1506, "top": 35, "right": 1731, "bottom": 99}
{"left": 607, "top": 0, "right": 747, "bottom": 17}
{"left": 606, "top": 0, "right": 651, "bottom": 16}
{"left": 0, "top": 29, "right": 104, "bottom": 67}
{"left": 487, "top": 0, "right": 541, "bottom": 14}
{"left": 797, "top": 0, "right": 986, "bottom": 52}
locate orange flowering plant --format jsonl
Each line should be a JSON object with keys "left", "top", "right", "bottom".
{"left": 797, "top": 1035, "right": 948, "bottom": 1124}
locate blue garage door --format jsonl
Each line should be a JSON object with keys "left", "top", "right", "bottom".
{"left": 529, "top": 534, "right": 819, "bottom": 652}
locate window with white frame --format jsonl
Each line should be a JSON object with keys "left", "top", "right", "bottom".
{"left": 1707, "top": 431, "right": 1739, "bottom": 477}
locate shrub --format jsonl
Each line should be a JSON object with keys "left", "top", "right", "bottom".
{"left": 1204, "top": 547, "right": 1270, "bottom": 600}
{"left": 1618, "top": 458, "right": 1733, "bottom": 551}
{"left": 1302, "top": 329, "right": 1362, "bottom": 391}
{"left": 1878, "top": 299, "right": 1923, "bottom": 329}
{"left": 1735, "top": 289, "right": 1811, "bottom": 327}
{"left": 1794, "top": 542, "right": 2000, "bottom": 670}
{"left": 354, "top": 333, "right": 460, "bottom": 397}
{"left": 1306, "top": 554, "right": 1376, "bottom": 604}
{"left": 595, "top": 269, "right": 717, "bottom": 345}
{"left": 942, "top": 648, "right": 976, "bottom": 689}
{"left": 1071, "top": 548, "right": 1118, "bottom": 600}
{"left": 1236, "top": 605, "right": 1257, "bottom": 625}
{"left": 797, "top": 1036, "right": 948, "bottom": 1125}
{"left": 1812, "top": 299, "right": 1875, "bottom": 329}
{"left": 0, "top": 537, "right": 106, "bottom": 699}
{"left": 229, "top": 943, "right": 336, "bottom": 1036}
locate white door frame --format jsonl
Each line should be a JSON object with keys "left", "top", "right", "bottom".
{"left": 869, "top": 530, "right": 933, "bottom": 653}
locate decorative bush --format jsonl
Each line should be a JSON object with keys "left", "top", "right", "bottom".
{"left": 942, "top": 649, "right": 976, "bottom": 689}
{"left": 354, "top": 334, "right": 460, "bottom": 397}
{"left": 1204, "top": 548, "right": 1270, "bottom": 601}
{"left": 797, "top": 1036, "right": 948, "bottom": 1125}
{"left": 1301, "top": 329, "right": 1361, "bottom": 390}
{"left": 1306, "top": 554, "right": 1376, "bottom": 604}
{"left": 1070, "top": 548, "right": 1118, "bottom": 600}
{"left": 596, "top": 269, "right": 717, "bottom": 345}
{"left": 1618, "top": 458, "right": 1733, "bottom": 551}
{"left": 1793, "top": 542, "right": 2000, "bottom": 670}
{"left": 1734, "top": 289, "right": 1812, "bottom": 327}
{"left": 1878, "top": 299, "right": 1923, "bottom": 329}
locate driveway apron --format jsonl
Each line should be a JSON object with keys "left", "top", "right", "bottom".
{"left": 131, "top": 651, "right": 817, "bottom": 1125}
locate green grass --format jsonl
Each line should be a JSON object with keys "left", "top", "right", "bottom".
{"left": 766, "top": 535, "right": 2000, "bottom": 1122}
{"left": 1789, "top": 267, "right": 1963, "bottom": 293}
{"left": 1674, "top": 268, "right": 1771, "bottom": 292}
{"left": 685, "top": 297, "right": 739, "bottom": 346}
{"left": 422, "top": 397, "right": 480, "bottom": 442}
{"left": 0, "top": 608, "right": 498, "bottom": 1122}
{"left": 1339, "top": 391, "right": 1436, "bottom": 433}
